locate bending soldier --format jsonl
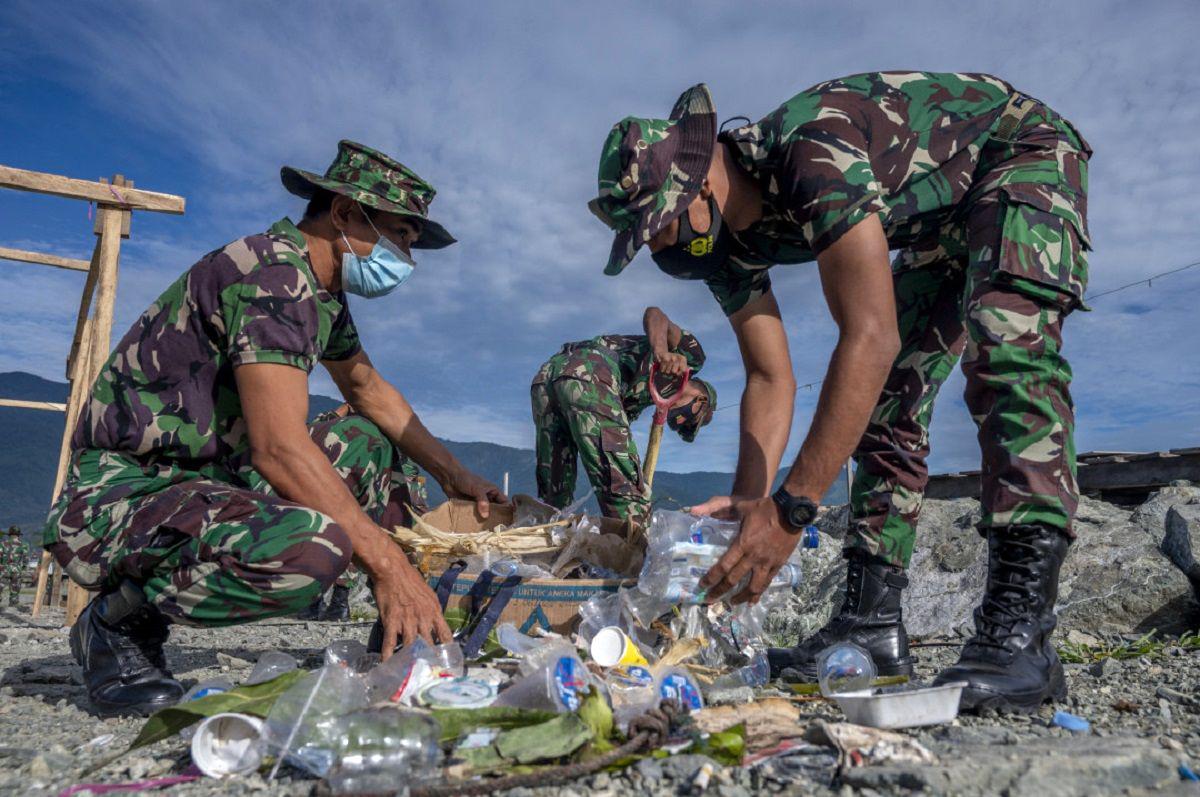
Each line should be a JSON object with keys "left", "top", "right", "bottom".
{"left": 531, "top": 307, "right": 717, "bottom": 521}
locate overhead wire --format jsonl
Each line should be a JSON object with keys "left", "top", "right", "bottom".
{"left": 708, "top": 258, "right": 1200, "bottom": 416}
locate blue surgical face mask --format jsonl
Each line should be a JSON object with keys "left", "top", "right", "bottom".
{"left": 340, "top": 205, "right": 417, "bottom": 298}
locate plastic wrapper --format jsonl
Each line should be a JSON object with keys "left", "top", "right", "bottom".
{"left": 265, "top": 663, "right": 368, "bottom": 779}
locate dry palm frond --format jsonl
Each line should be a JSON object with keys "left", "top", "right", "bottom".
{"left": 388, "top": 515, "right": 573, "bottom": 559}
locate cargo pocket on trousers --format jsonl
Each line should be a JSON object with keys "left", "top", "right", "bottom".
{"left": 599, "top": 425, "right": 644, "bottom": 497}
{"left": 995, "top": 185, "right": 1091, "bottom": 312}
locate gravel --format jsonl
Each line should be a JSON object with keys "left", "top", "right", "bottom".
{"left": 2, "top": 528, "right": 1200, "bottom": 797}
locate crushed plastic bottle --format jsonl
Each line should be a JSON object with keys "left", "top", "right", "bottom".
{"left": 325, "top": 705, "right": 440, "bottom": 794}
{"left": 264, "top": 664, "right": 368, "bottom": 779}
{"left": 707, "top": 651, "right": 770, "bottom": 691}
{"left": 816, "top": 643, "right": 876, "bottom": 697}
{"left": 630, "top": 510, "right": 818, "bottom": 624}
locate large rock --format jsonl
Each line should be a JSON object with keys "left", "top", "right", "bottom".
{"left": 1161, "top": 497, "right": 1200, "bottom": 602}
{"left": 765, "top": 485, "right": 1200, "bottom": 645}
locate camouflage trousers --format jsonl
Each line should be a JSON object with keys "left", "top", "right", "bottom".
{"left": 849, "top": 112, "right": 1089, "bottom": 568}
{"left": 531, "top": 377, "right": 649, "bottom": 521}
{"left": 0, "top": 575, "right": 20, "bottom": 605}
{"left": 44, "top": 413, "right": 425, "bottom": 627}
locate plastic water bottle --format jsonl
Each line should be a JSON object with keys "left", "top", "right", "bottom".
{"left": 325, "top": 706, "right": 440, "bottom": 794}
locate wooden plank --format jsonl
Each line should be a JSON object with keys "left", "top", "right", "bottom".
{"left": 88, "top": 207, "right": 124, "bottom": 378}
{"left": 66, "top": 241, "right": 102, "bottom": 380}
{"left": 0, "top": 164, "right": 185, "bottom": 214}
{"left": 30, "top": 551, "right": 54, "bottom": 618}
{"left": 0, "top": 246, "right": 90, "bottom": 272}
{"left": 0, "top": 398, "right": 66, "bottom": 411}
{"left": 94, "top": 176, "right": 133, "bottom": 238}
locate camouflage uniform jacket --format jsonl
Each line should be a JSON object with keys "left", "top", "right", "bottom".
{"left": 47, "top": 218, "right": 361, "bottom": 546}
{"left": 0, "top": 536, "right": 30, "bottom": 578}
{"left": 531, "top": 332, "right": 705, "bottom": 420}
{"left": 705, "top": 71, "right": 1092, "bottom": 315}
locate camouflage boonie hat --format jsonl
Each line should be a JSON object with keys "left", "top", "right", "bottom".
{"left": 281, "top": 139, "right": 455, "bottom": 249}
{"left": 588, "top": 84, "right": 717, "bottom": 275}
{"left": 668, "top": 378, "right": 717, "bottom": 443}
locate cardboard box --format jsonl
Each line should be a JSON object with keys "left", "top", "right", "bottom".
{"left": 427, "top": 571, "right": 629, "bottom": 636}
{"left": 403, "top": 498, "right": 640, "bottom": 635}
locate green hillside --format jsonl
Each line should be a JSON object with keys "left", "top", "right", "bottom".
{"left": 0, "top": 371, "right": 847, "bottom": 547}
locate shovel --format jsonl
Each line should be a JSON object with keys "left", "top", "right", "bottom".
{"left": 642, "top": 362, "right": 690, "bottom": 493}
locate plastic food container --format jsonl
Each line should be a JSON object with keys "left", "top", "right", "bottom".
{"left": 833, "top": 681, "right": 967, "bottom": 729}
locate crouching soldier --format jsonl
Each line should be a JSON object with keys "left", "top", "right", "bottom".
{"left": 531, "top": 307, "right": 717, "bottom": 522}
{"left": 45, "top": 141, "right": 505, "bottom": 716}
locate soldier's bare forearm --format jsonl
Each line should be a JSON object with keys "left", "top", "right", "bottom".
{"left": 780, "top": 214, "right": 899, "bottom": 502}
{"left": 328, "top": 355, "right": 471, "bottom": 487}
{"left": 780, "top": 332, "right": 894, "bottom": 501}
{"left": 731, "top": 374, "right": 794, "bottom": 497}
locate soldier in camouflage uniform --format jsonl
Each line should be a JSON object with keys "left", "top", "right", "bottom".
{"left": 531, "top": 306, "right": 716, "bottom": 521}
{"left": 296, "top": 404, "right": 431, "bottom": 622}
{"left": 591, "top": 73, "right": 1091, "bottom": 712}
{"left": 0, "top": 527, "right": 30, "bottom": 607}
{"left": 46, "top": 140, "right": 504, "bottom": 716}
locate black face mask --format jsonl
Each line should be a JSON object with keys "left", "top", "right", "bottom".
{"left": 650, "top": 195, "right": 731, "bottom": 281}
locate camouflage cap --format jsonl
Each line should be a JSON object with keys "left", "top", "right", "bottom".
{"left": 6, "top": 525, "right": 20, "bottom": 536}
{"left": 281, "top": 140, "right": 455, "bottom": 249}
{"left": 668, "top": 378, "right": 717, "bottom": 443}
{"left": 588, "top": 85, "right": 717, "bottom": 275}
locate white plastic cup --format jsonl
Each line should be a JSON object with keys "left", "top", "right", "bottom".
{"left": 191, "top": 713, "right": 266, "bottom": 778}
{"left": 590, "top": 626, "right": 650, "bottom": 669}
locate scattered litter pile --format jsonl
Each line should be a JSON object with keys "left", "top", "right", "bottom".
{"left": 52, "top": 506, "right": 985, "bottom": 795}
{"left": 37, "top": 497, "right": 1198, "bottom": 795}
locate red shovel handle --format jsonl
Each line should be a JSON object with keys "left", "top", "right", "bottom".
{"left": 649, "top": 362, "right": 690, "bottom": 425}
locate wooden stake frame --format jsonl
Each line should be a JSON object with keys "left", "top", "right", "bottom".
{"left": 0, "top": 165, "right": 185, "bottom": 625}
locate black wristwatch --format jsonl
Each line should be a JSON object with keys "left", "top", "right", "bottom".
{"left": 772, "top": 486, "right": 818, "bottom": 532}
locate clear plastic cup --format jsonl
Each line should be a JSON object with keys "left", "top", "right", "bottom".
{"left": 816, "top": 642, "right": 876, "bottom": 696}
{"left": 496, "top": 652, "right": 590, "bottom": 712}
{"left": 655, "top": 667, "right": 704, "bottom": 712}
{"left": 244, "top": 651, "right": 299, "bottom": 686}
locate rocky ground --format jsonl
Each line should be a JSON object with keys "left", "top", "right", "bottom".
{"left": 2, "top": 486, "right": 1199, "bottom": 796}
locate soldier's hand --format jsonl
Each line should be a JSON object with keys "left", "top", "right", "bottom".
{"left": 698, "top": 496, "right": 798, "bottom": 605}
{"left": 444, "top": 468, "right": 508, "bottom": 519}
{"left": 654, "top": 350, "right": 689, "bottom": 377}
{"left": 688, "top": 494, "right": 748, "bottom": 519}
{"left": 369, "top": 545, "right": 453, "bottom": 659}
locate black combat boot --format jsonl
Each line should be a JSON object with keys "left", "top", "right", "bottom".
{"left": 768, "top": 548, "right": 915, "bottom": 680}
{"left": 296, "top": 593, "right": 324, "bottom": 621}
{"left": 321, "top": 585, "right": 351, "bottom": 622}
{"left": 934, "top": 524, "right": 1071, "bottom": 713}
{"left": 69, "top": 581, "right": 184, "bottom": 717}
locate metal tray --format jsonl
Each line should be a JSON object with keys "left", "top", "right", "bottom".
{"left": 833, "top": 681, "right": 967, "bottom": 729}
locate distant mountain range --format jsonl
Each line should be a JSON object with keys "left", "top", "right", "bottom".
{"left": 0, "top": 371, "right": 847, "bottom": 546}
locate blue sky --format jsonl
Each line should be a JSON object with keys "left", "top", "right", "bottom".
{"left": 1, "top": 0, "right": 1198, "bottom": 477}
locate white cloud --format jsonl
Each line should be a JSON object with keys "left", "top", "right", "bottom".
{"left": 1, "top": 0, "right": 1198, "bottom": 481}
